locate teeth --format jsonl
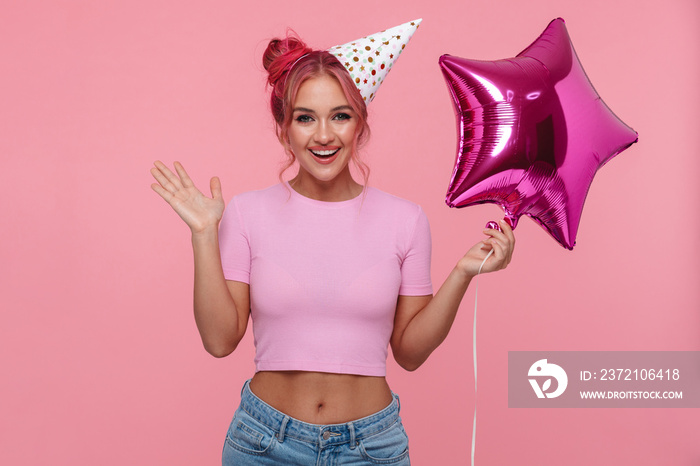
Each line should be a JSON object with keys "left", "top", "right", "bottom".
{"left": 311, "top": 149, "right": 339, "bottom": 157}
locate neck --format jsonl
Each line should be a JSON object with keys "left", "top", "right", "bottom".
{"left": 289, "top": 170, "right": 363, "bottom": 202}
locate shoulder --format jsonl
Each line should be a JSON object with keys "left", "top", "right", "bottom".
{"left": 222, "top": 183, "right": 289, "bottom": 229}
{"left": 364, "top": 187, "right": 426, "bottom": 219}
{"left": 362, "top": 188, "right": 430, "bottom": 244}
{"left": 229, "top": 183, "right": 288, "bottom": 209}
{"left": 362, "top": 188, "right": 431, "bottom": 255}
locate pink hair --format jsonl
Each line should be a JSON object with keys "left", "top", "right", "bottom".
{"left": 262, "top": 34, "right": 371, "bottom": 185}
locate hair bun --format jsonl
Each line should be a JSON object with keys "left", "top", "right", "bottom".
{"left": 263, "top": 33, "right": 312, "bottom": 90}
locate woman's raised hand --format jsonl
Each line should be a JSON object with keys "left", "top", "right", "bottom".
{"left": 150, "top": 161, "right": 225, "bottom": 234}
{"left": 457, "top": 220, "right": 516, "bottom": 278}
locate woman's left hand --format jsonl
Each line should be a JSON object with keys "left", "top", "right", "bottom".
{"left": 456, "top": 219, "right": 515, "bottom": 278}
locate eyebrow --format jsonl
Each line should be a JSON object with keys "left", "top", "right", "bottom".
{"left": 292, "top": 105, "right": 354, "bottom": 113}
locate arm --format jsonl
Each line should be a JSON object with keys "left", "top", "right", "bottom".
{"left": 390, "top": 220, "right": 515, "bottom": 371}
{"left": 151, "top": 161, "right": 249, "bottom": 357}
{"left": 191, "top": 228, "right": 250, "bottom": 357}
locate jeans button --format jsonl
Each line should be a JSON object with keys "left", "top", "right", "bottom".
{"left": 322, "top": 431, "right": 331, "bottom": 440}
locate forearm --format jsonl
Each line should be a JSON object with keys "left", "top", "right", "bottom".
{"left": 396, "top": 267, "right": 474, "bottom": 370}
{"left": 191, "top": 227, "right": 241, "bottom": 357}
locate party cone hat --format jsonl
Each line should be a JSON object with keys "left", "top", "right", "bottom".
{"left": 328, "top": 19, "right": 422, "bottom": 103}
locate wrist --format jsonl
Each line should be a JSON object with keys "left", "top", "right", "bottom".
{"left": 452, "top": 262, "right": 476, "bottom": 283}
{"left": 191, "top": 224, "right": 219, "bottom": 241}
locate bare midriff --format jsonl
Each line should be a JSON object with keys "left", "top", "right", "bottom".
{"left": 249, "top": 371, "right": 394, "bottom": 425}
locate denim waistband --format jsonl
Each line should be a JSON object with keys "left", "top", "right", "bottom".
{"left": 238, "top": 379, "right": 401, "bottom": 447}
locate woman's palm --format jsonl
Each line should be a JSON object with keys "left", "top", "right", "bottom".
{"left": 150, "top": 161, "right": 225, "bottom": 233}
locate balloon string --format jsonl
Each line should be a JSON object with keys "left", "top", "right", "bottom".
{"left": 472, "top": 248, "right": 494, "bottom": 466}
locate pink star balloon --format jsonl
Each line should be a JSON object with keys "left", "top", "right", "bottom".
{"left": 439, "top": 18, "right": 638, "bottom": 249}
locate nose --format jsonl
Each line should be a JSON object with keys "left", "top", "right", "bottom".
{"left": 314, "top": 120, "right": 333, "bottom": 145}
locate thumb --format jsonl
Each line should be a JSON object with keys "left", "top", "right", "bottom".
{"left": 210, "top": 176, "right": 223, "bottom": 200}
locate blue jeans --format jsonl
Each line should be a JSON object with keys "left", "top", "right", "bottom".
{"left": 222, "top": 379, "right": 410, "bottom": 465}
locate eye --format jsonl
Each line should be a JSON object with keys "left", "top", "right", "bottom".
{"left": 295, "top": 114, "right": 314, "bottom": 123}
{"left": 333, "top": 113, "right": 352, "bottom": 121}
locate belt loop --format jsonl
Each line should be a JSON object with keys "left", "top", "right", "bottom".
{"left": 348, "top": 421, "right": 356, "bottom": 450}
{"left": 278, "top": 415, "right": 290, "bottom": 443}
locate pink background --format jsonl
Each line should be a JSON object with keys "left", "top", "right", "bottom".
{"left": 1, "top": 0, "right": 698, "bottom": 464}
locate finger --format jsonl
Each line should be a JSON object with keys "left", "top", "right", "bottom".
{"left": 487, "top": 235, "right": 507, "bottom": 252}
{"left": 483, "top": 227, "right": 507, "bottom": 245}
{"left": 151, "top": 168, "right": 181, "bottom": 196}
{"left": 504, "top": 237, "right": 514, "bottom": 266}
{"left": 173, "top": 161, "right": 195, "bottom": 189}
{"left": 480, "top": 240, "right": 493, "bottom": 255}
{"left": 499, "top": 221, "right": 515, "bottom": 264}
{"left": 153, "top": 160, "right": 184, "bottom": 191}
{"left": 500, "top": 220, "right": 515, "bottom": 244}
{"left": 210, "top": 176, "right": 223, "bottom": 200}
{"left": 151, "top": 182, "right": 173, "bottom": 202}
{"left": 488, "top": 239, "right": 506, "bottom": 270}
{"left": 150, "top": 167, "right": 171, "bottom": 189}
{"left": 487, "top": 230, "right": 511, "bottom": 266}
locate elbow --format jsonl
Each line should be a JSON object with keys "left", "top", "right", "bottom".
{"left": 207, "top": 347, "right": 234, "bottom": 359}
{"left": 399, "top": 361, "right": 421, "bottom": 372}
{"left": 394, "top": 353, "right": 424, "bottom": 372}
{"left": 392, "top": 341, "right": 427, "bottom": 372}
{"left": 198, "top": 325, "right": 244, "bottom": 359}
{"left": 203, "top": 341, "right": 237, "bottom": 358}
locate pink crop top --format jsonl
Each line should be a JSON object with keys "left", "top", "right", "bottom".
{"left": 218, "top": 182, "right": 433, "bottom": 376}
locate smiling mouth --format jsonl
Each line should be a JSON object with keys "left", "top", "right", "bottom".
{"left": 309, "top": 148, "right": 340, "bottom": 158}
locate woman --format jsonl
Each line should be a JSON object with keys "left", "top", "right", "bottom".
{"left": 151, "top": 31, "right": 514, "bottom": 465}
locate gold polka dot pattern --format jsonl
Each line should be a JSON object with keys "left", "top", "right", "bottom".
{"left": 328, "top": 19, "right": 422, "bottom": 103}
